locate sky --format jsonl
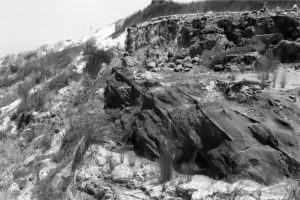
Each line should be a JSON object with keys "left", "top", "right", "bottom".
{"left": 0, "top": 0, "right": 194, "bottom": 57}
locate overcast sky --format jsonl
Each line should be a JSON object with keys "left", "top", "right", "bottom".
{"left": 0, "top": 0, "right": 195, "bottom": 57}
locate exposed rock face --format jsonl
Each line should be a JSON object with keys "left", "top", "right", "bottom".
{"left": 112, "top": 11, "right": 300, "bottom": 186}
{"left": 104, "top": 67, "right": 300, "bottom": 185}
{"left": 126, "top": 12, "right": 300, "bottom": 60}
{"left": 104, "top": 69, "right": 141, "bottom": 109}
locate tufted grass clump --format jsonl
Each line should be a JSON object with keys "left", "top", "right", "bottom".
{"left": 159, "top": 148, "right": 174, "bottom": 184}
{"left": 280, "top": 69, "right": 287, "bottom": 89}
{"left": 84, "top": 49, "right": 114, "bottom": 79}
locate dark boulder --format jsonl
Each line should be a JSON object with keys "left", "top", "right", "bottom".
{"left": 104, "top": 69, "right": 141, "bottom": 109}
{"left": 217, "top": 19, "right": 236, "bottom": 33}
{"left": 255, "top": 17, "right": 278, "bottom": 35}
{"left": 272, "top": 15, "right": 300, "bottom": 39}
{"left": 273, "top": 40, "right": 300, "bottom": 63}
{"left": 227, "top": 29, "right": 243, "bottom": 44}
{"left": 238, "top": 16, "right": 256, "bottom": 29}
{"left": 191, "top": 18, "right": 206, "bottom": 30}
{"left": 179, "top": 26, "right": 199, "bottom": 48}
{"left": 242, "top": 26, "right": 255, "bottom": 38}
{"left": 189, "top": 34, "right": 230, "bottom": 57}
{"left": 200, "top": 24, "right": 224, "bottom": 34}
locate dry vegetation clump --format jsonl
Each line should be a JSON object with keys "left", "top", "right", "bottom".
{"left": 83, "top": 37, "right": 98, "bottom": 57}
{"left": 82, "top": 37, "right": 114, "bottom": 79}
{"left": 72, "top": 75, "right": 96, "bottom": 106}
{"left": 280, "top": 69, "right": 287, "bottom": 89}
{"left": 0, "top": 93, "right": 18, "bottom": 108}
{"left": 1, "top": 46, "right": 82, "bottom": 89}
{"left": 128, "top": 152, "right": 136, "bottom": 167}
{"left": 16, "top": 81, "right": 32, "bottom": 99}
{"left": 180, "top": 162, "right": 193, "bottom": 183}
{"left": 272, "top": 69, "right": 278, "bottom": 88}
{"left": 17, "top": 90, "right": 46, "bottom": 114}
{"left": 71, "top": 117, "right": 97, "bottom": 172}
{"left": 53, "top": 114, "right": 105, "bottom": 169}
{"left": 84, "top": 48, "right": 114, "bottom": 79}
{"left": 42, "top": 46, "right": 83, "bottom": 70}
{"left": 32, "top": 160, "right": 69, "bottom": 200}
{"left": 254, "top": 53, "right": 278, "bottom": 88}
{"left": 107, "top": 154, "right": 118, "bottom": 171}
{"left": 159, "top": 140, "right": 174, "bottom": 184}
{"left": 0, "top": 68, "right": 12, "bottom": 88}
{"left": 13, "top": 88, "right": 46, "bottom": 130}
{"left": 179, "top": 150, "right": 198, "bottom": 183}
{"left": 47, "top": 71, "right": 81, "bottom": 92}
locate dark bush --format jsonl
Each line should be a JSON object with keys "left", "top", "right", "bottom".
{"left": 83, "top": 38, "right": 98, "bottom": 57}
{"left": 16, "top": 60, "right": 51, "bottom": 84}
{"left": 160, "top": 148, "right": 174, "bottom": 183}
{"left": 42, "top": 46, "right": 83, "bottom": 70}
{"left": 85, "top": 49, "right": 114, "bottom": 79}
{"left": 2, "top": 46, "right": 82, "bottom": 89}
{"left": 47, "top": 74, "right": 69, "bottom": 91}
{"left": 9, "top": 64, "right": 19, "bottom": 74}
{"left": 16, "top": 90, "right": 46, "bottom": 122}
{"left": 159, "top": 139, "right": 174, "bottom": 183}
{"left": 47, "top": 72, "right": 81, "bottom": 91}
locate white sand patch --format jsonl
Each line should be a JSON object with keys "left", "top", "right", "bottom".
{"left": 81, "top": 23, "right": 116, "bottom": 44}
{"left": 235, "top": 68, "right": 300, "bottom": 91}
{"left": 139, "top": 71, "right": 164, "bottom": 80}
{"left": 272, "top": 69, "right": 300, "bottom": 90}
{"left": 97, "top": 31, "right": 126, "bottom": 49}
{"left": 81, "top": 23, "right": 125, "bottom": 50}
{"left": 75, "top": 61, "right": 86, "bottom": 74}
{"left": 188, "top": 176, "right": 293, "bottom": 200}
{"left": 236, "top": 73, "right": 259, "bottom": 82}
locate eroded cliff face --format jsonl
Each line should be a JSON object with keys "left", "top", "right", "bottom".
{"left": 126, "top": 12, "right": 300, "bottom": 63}
{"left": 105, "top": 11, "right": 300, "bottom": 186}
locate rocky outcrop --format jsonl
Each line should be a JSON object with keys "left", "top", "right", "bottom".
{"left": 114, "top": 11, "right": 300, "bottom": 186}
{"left": 126, "top": 12, "right": 300, "bottom": 64}
{"left": 104, "top": 67, "right": 300, "bottom": 185}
